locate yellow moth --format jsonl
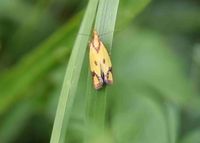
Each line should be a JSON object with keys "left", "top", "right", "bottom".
{"left": 89, "top": 30, "right": 113, "bottom": 90}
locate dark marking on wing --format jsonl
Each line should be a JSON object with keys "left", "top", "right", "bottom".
{"left": 106, "top": 67, "right": 112, "bottom": 80}
{"left": 94, "top": 61, "right": 98, "bottom": 66}
{"left": 91, "top": 71, "right": 102, "bottom": 82}
{"left": 103, "top": 58, "right": 105, "bottom": 64}
{"left": 91, "top": 71, "right": 96, "bottom": 77}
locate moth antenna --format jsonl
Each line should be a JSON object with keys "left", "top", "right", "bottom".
{"left": 78, "top": 33, "right": 91, "bottom": 37}
{"left": 98, "top": 29, "right": 122, "bottom": 37}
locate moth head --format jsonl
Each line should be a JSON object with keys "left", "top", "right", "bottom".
{"left": 93, "top": 30, "right": 99, "bottom": 40}
{"left": 92, "top": 30, "right": 100, "bottom": 50}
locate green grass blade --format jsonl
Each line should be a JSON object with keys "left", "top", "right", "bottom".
{"left": 86, "top": 0, "right": 119, "bottom": 130}
{"left": 49, "top": 0, "right": 99, "bottom": 143}
{"left": 95, "top": 0, "right": 120, "bottom": 48}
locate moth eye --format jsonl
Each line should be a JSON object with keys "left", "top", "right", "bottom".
{"left": 94, "top": 61, "right": 98, "bottom": 66}
{"left": 103, "top": 58, "right": 106, "bottom": 64}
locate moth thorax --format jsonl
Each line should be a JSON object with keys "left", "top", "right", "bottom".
{"left": 93, "top": 39, "right": 100, "bottom": 49}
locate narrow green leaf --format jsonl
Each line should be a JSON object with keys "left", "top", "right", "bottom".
{"left": 86, "top": 0, "right": 119, "bottom": 130}
{"left": 50, "top": 0, "right": 99, "bottom": 143}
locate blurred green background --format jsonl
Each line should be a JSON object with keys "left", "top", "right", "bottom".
{"left": 0, "top": 0, "right": 200, "bottom": 143}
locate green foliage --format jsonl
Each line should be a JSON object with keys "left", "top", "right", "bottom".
{"left": 50, "top": 0, "right": 99, "bottom": 142}
{"left": 180, "top": 129, "right": 200, "bottom": 143}
{"left": 0, "top": 0, "right": 200, "bottom": 143}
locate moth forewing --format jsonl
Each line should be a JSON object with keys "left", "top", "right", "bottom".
{"left": 89, "top": 42, "right": 103, "bottom": 89}
{"left": 99, "top": 41, "right": 113, "bottom": 84}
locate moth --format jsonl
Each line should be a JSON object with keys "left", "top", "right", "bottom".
{"left": 89, "top": 30, "right": 113, "bottom": 90}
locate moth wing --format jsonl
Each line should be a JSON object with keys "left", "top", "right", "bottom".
{"left": 99, "top": 41, "right": 113, "bottom": 84}
{"left": 89, "top": 43, "right": 103, "bottom": 89}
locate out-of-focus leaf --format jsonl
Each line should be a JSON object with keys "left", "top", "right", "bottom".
{"left": 108, "top": 25, "right": 193, "bottom": 143}
{"left": 112, "top": 93, "right": 168, "bottom": 143}
{"left": 165, "top": 104, "right": 179, "bottom": 143}
{"left": 180, "top": 129, "right": 200, "bottom": 143}
{"left": 0, "top": 13, "right": 82, "bottom": 114}
{"left": 0, "top": 100, "right": 34, "bottom": 143}
{"left": 112, "top": 26, "right": 192, "bottom": 105}
{"left": 116, "top": 0, "right": 151, "bottom": 29}
{"left": 138, "top": 1, "right": 200, "bottom": 33}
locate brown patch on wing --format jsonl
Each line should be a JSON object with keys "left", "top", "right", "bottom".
{"left": 105, "top": 67, "right": 113, "bottom": 84}
{"left": 94, "top": 60, "right": 98, "bottom": 66}
{"left": 91, "top": 71, "right": 103, "bottom": 90}
{"left": 103, "top": 58, "right": 106, "bottom": 64}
